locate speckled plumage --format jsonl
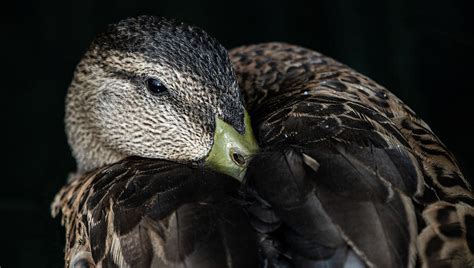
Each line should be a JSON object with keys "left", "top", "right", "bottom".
{"left": 53, "top": 17, "right": 474, "bottom": 268}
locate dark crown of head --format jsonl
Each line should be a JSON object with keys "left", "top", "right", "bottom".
{"left": 89, "top": 15, "right": 236, "bottom": 90}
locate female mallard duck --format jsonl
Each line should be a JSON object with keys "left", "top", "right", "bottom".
{"left": 52, "top": 16, "right": 473, "bottom": 268}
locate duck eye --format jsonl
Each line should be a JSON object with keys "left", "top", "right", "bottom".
{"left": 146, "top": 78, "right": 168, "bottom": 95}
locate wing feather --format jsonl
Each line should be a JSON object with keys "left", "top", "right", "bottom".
{"left": 231, "top": 42, "right": 473, "bottom": 267}
{"left": 53, "top": 157, "right": 260, "bottom": 267}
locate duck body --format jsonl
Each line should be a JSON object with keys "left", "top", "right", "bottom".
{"left": 230, "top": 43, "right": 474, "bottom": 268}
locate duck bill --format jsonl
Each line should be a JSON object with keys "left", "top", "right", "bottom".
{"left": 205, "top": 111, "right": 259, "bottom": 181}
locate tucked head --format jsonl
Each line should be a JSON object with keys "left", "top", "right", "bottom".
{"left": 66, "top": 16, "right": 258, "bottom": 179}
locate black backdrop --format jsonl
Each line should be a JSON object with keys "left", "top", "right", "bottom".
{"left": 1, "top": 0, "right": 473, "bottom": 266}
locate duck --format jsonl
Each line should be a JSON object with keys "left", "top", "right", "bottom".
{"left": 52, "top": 15, "right": 474, "bottom": 268}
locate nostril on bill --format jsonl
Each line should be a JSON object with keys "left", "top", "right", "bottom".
{"left": 232, "top": 152, "right": 246, "bottom": 166}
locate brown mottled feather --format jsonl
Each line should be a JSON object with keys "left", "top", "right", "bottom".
{"left": 229, "top": 42, "right": 473, "bottom": 267}
{"left": 52, "top": 157, "right": 259, "bottom": 268}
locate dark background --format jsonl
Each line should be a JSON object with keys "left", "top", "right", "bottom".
{"left": 1, "top": 0, "right": 473, "bottom": 266}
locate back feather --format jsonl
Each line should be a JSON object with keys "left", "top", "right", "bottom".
{"left": 231, "top": 42, "right": 474, "bottom": 267}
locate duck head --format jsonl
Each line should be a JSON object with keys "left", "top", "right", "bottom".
{"left": 66, "top": 16, "right": 258, "bottom": 180}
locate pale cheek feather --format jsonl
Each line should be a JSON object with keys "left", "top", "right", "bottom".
{"left": 95, "top": 84, "right": 210, "bottom": 160}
